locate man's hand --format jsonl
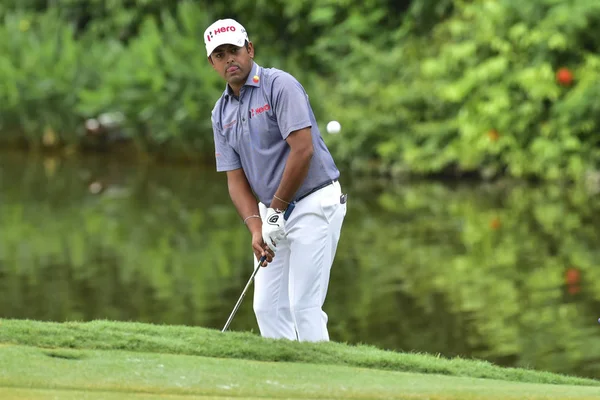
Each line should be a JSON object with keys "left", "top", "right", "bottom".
{"left": 251, "top": 230, "right": 273, "bottom": 267}
{"left": 262, "top": 207, "right": 286, "bottom": 252}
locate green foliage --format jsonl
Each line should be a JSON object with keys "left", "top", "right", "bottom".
{"left": 0, "top": 0, "right": 180, "bottom": 40}
{"left": 322, "top": 0, "right": 600, "bottom": 181}
{"left": 77, "top": 2, "right": 223, "bottom": 154}
{"left": 0, "top": 8, "right": 113, "bottom": 145}
{"left": 1, "top": 1, "right": 600, "bottom": 181}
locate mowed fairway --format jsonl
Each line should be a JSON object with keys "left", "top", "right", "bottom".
{"left": 1, "top": 345, "right": 599, "bottom": 400}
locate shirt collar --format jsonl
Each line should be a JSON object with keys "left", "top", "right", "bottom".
{"left": 224, "top": 62, "right": 261, "bottom": 99}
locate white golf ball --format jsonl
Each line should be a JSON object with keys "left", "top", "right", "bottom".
{"left": 85, "top": 118, "right": 100, "bottom": 131}
{"left": 326, "top": 120, "right": 341, "bottom": 134}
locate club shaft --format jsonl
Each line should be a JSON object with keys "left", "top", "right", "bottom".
{"left": 221, "top": 256, "right": 264, "bottom": 332}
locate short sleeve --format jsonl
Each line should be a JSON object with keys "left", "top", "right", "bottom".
{"left": 212, "top": 114, "right": 241, "bottom": 171}
{"left": 271, "top": 73, "right": 312, "bottom": 139}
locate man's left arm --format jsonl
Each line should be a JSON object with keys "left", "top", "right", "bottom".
{"left": 269, "top": 73, "right": 315, "bottom": 210}
{"left": 261, "top": 126, "right": 313, "bottom": 252}
{"left": 260, "top": 74, "right": 314, "bottom": 251}
{"left": 270, "top": 128, "right": 313, "bottom": 210}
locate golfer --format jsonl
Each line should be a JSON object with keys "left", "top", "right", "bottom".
{"left": 205, "top": 19, "right": 347, "bottom": 342}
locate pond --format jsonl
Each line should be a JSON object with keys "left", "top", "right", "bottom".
{"left": 1, "top": 151, "right": 599, "bottom": 379}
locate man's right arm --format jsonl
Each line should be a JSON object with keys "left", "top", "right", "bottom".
{"left": 226, "top": 168, "right": 261, "bottom": 234}
{"left": 213, "top": 111, "right": 272, "bottom": 263}
{"left": 226, "top": 169, "right": 273, "bottom": 264}
{"left": 212, "top": 112, "right": 250, "bottom": 223}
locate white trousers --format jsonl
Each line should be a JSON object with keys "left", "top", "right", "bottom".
{"left": 254, "top": 181, "right": 346, "bottom": 342}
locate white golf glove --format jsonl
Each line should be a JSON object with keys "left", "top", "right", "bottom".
{"left": 261, "top": 207, "right": 286, "bottom": 252}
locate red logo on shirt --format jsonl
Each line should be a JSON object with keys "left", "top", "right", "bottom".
{"left": 249, "top": 104, "right": 270, "bottom": 119}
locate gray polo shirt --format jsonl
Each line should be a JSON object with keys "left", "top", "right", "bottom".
{"left": 211, "top": 62, "right": 340, "bottom": 206}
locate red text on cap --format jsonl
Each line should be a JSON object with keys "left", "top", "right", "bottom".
{"left": 206, "top": 26, "right": 236, "bottom": 42}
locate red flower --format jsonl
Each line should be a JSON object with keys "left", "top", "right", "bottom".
{"left": 565, "top": 267, "right": 581, "bottom": 285}
{"left": 556, "top": 68, "right": 574, "bottom": 86}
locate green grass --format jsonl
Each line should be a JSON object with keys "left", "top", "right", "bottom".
{"left": 0, "top": 319, "right": 598, "bottom": 399}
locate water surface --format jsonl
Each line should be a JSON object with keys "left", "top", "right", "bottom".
{"left": 1, "top": 151, "right": 599, "bottom": 379}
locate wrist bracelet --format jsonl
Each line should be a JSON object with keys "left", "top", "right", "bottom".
{"left": 243, "top": 214, "right": 261, "bottom": 225}
{"left": 273, "top": 194, "right": 290, "bottom": 205}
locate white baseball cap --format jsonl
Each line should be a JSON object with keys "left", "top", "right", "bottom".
{"left": 204, "top": 19, "right": 249, "bottom": 57}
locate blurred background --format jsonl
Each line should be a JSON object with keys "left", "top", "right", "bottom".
{"left": 1, "top": 0, "right": 600, "bottom": 380}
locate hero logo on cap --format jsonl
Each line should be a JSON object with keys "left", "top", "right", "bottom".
{"left": 206, "top": 26, "right": 236, "bottom": 42}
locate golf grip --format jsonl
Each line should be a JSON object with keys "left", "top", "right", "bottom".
{"left": 221, "top": 202, "right": 296, "bottom": 332}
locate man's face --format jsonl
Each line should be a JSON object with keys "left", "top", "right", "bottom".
{"left": 209, "top": 42, "right": 255, "bottom": 87}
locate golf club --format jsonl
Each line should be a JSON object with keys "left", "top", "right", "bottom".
{"left": 221, "top": 202, "right": 296, "bottom": 332}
